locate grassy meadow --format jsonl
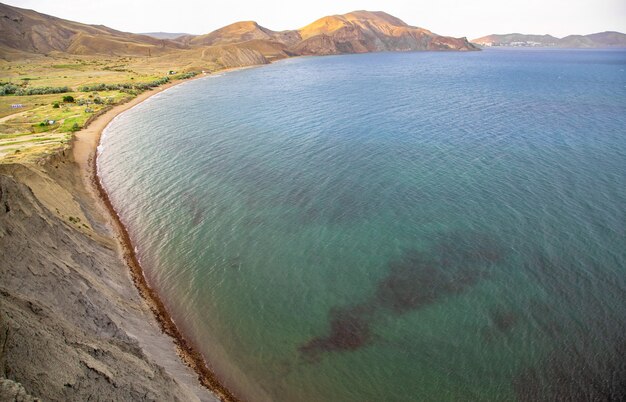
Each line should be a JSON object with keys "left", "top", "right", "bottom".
{"left": 0, "top": 55, "right": 202, "bottom": 162}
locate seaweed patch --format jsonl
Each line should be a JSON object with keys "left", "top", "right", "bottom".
{"left": 299, "top": 233, "right": 505, "bottom": 361}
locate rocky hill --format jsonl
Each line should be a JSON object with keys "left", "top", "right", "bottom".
{"left": 0, "top": 3, "right": 477, "bottom": 65}
{"left": 0, "top": 2, "right": 184, "bottom": 59}
{"left": 293, "top": 11, "right": 477, "bottom": 55}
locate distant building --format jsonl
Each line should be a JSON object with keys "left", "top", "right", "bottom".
{"left": 11, "top": 104, "right": 23, "bottom": 108}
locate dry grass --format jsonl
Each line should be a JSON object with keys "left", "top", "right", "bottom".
{"left": 0, "top": 54, "right": 207, "bottom": 162}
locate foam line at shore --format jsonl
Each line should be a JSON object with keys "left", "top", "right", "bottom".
{"left": 75, "top": 71, "right": 250, "bottom": 402}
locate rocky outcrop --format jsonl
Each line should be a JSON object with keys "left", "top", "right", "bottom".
{"left": 0, "top": 378, "right": 39, "bottom": 402}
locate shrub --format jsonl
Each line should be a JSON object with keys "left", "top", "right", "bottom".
{"left": 70, "top": 122, "right": 80, "bottom": 132}
{"left": 62, "top": 95, "right": 75, "bottom": 103}
{"left": 1, "top": 85, "right": 70, "bottom": 96}
{"left": 52, "top": 102, "right": 60, "bottom": 108}
{"left": 0, "top": 83, "right": 20, "bottom": 95}
{"left": 78, "top": 77, "right": 170, "bottom": 93}
{"left": 175, "top": 71, "right": 199, "bottom": 80}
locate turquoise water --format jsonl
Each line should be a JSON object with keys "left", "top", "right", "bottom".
{"left": 98, "top": 49, "right": 626, "bottom": 401}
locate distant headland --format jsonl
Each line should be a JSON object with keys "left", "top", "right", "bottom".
{"left": 472, "top": 31, "right": 626, "bottom": 48}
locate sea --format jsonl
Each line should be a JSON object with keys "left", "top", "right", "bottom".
{"left": 98, "top": 48, "right": 626, "bottom": 401}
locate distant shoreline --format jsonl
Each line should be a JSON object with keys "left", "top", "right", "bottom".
{"left": 74, "top": 71, "right": 245, "bottom": 402}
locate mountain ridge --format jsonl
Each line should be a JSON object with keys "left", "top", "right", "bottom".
{"left": 0, "top": 2, "right": 478, "bottom": 65}
{"left": 0, "top": 2, "right": 184, "bottom": 58}
{"left": 472, "top": 31, "right": 626, "bottom": 48}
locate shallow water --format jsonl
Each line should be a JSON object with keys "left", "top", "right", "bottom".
{"left": 99, "top": 49, "right": 626, "bottom": 401}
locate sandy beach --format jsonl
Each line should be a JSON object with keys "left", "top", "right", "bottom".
{"left": 83, "top": 76, "right": 241, "bottom": 401}
{"left": 0, "top": 76, "right": 238, "bottom": 401}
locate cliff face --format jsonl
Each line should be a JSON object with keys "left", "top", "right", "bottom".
{"left": 0, "top": 154, "right": 217, "bottom": 401}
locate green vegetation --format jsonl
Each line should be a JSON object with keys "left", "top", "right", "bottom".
{"left": 1, "top": 55, "right": 206, "bottom": 162}
{"left": 78, "top": 76, "right": 170, "bottom": 93}
{"left": 52, "top": 64, "right": 85, "bottom": 70}
{"left": 0, "top": 83, "right": 70, "bottom": 96}
{"left": 33, "top": 120, "right": 57, "bottom": 133}
{"left": 175, "top": 71, "right": 199, "bottom": 80}
{"left": 103, "top": 65, "right": 131, "bottom": 72}
{"left": 0, "top": 133, "right": 34, "bottom": 140}
{"left": 0, "top": 90, "right": 129, "bottom": 160}
{"left": 0, "top": 84, "right": 19, "bottom": 95}
{"left": 1, "top": 137, "right": 61, "bottom": 146}
{"left": 78, "top": 83, "right": 132, "bottom": 92}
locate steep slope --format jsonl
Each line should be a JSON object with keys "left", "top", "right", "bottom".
{"left": 0, "top": 160, "right": 217, "bottom": 401}
{"left": 171, "top": 21, "right": 297, "bottom": 63}
{"left": 293, "top": 10, "right": 478, "bottom": 55}
{"left": 0, "top": 2, "right": 183, "bottom": 58}
{"left": 472, "top": 31, "right": 626, "bottom": 48}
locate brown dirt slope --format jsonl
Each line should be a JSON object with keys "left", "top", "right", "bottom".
{"left": 0, "top": 151, "right": 218, "bottom": 401}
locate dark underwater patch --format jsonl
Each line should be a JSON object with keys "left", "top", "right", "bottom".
{"left": 375, "top": 249, "right": 486, "bottom": 313}
{"left": 299, "top": 233, "right": 505, "bottom": 361}
{"left": 299, "top": 304, "right": 376, "bottom": 362}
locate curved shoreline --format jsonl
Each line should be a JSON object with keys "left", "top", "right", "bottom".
{"left": 74, "top": 75, "right": 241, "bottom": 402}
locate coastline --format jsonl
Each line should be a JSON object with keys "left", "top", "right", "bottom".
{"left": 73, "top": 74, "right": 243, "bottom": 401}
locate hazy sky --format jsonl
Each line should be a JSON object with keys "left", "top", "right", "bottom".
{"left": 5, "top": 0, "right": 626, "bottom": 39}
